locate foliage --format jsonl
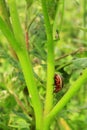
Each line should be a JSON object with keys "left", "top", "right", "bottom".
{"left": 0, "top": 0, "right": 87, "bottom": 130}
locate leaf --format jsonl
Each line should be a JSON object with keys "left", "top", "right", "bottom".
{"left": 9, "top": 114, "right": 30, "bottom": 129}
{"left": 29, "top": 15, "right": 47, "bottom": 60}
{"left": 64, "top": 58, "right": 87, "bottom": 74}
{"left": 77, "top": 26, "right": 87, "bottom": 32}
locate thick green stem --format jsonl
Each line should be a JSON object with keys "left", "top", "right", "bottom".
{"left": 41, "top": 0, "right": 55, "bottom": 115}
{"left": 17, "top": 50, "right": 43, "bottom": 130}
{"left": 53, "top": 0, "right": 64, "bottom": 39}
{"left": 42, "top": 117, "right": 50, "bottom": 130}
{"left": 0, "top": 0, "right": 43, "bottom": 128}
{"left": 0, "top": 16, "right": 43, "bottom": 130}
{"left": 7, "top": 0, "right": 25, "bottom": 48}
{"left": 0, "top": 17, "right": 21, "bottom": 51}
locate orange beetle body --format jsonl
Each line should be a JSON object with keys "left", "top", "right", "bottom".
{"left": 54, "top": 74, "right": 63, "bottom": 93}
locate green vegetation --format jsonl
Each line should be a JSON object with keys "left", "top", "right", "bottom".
{"left": 0, "top": 0, "right": 87, "bottom": 130}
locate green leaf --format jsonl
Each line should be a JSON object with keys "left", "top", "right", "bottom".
{"left": 77, "top": 26, "right": 87, "bottom": 32}
{"left": 64, "top": 58, "right": 87, "bottom": 74}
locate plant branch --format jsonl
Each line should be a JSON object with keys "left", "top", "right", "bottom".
{"left": 55, "top": 47, "right": 86, "bottom": 61}
{"left": 9, "top": 89, "right": 29, "bottom": 115}
{"left": 17, "top": 50, "right": 43, "bottom": 130}
{"left": 53, "top": 0, "right": 65, "bottom": 39}
{"left": 7, "top": 0, "right": 25, "bottom": 48}
{"left": 41, "top": 0, "right": 55, "bottom": 114}
{"left": 0, "top": 1, "right": 43, "bottom": 129}
{"left": 0, "top": 17, "right": 21, "bottom": 51}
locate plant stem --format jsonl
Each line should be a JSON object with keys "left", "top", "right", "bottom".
{"left": 0, "top": 17, "right": 21, "bottom": 51}
{"left": 55, "top": 47, "right": 85, "bottom": 61}
{"left": 16, "top": 49, "right": 43, "bottom": 130}
{"left": 41, "top": 0, "right": 55, "bottom": 114}
{"left": 0, "top": 17, "right": 43, "bottom": 130}
{"left": 8, "top": 1, "right": 43, "bottom": 124}
{"left": 53, "top": 0, "right": 64, "bottom": 39}
{"left": 0, "top": 0, "right": 43, "bottom": 128}
{"left": 7, "top": 0, "right": 25, "bottom": 48}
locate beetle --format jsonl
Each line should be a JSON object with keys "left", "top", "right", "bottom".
{"left": 53, "top": 74, "right": 63, "bottom": 93}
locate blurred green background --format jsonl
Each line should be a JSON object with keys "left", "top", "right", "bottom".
{"left": 0, "top": 0, "right": 87, "bottom": 130}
